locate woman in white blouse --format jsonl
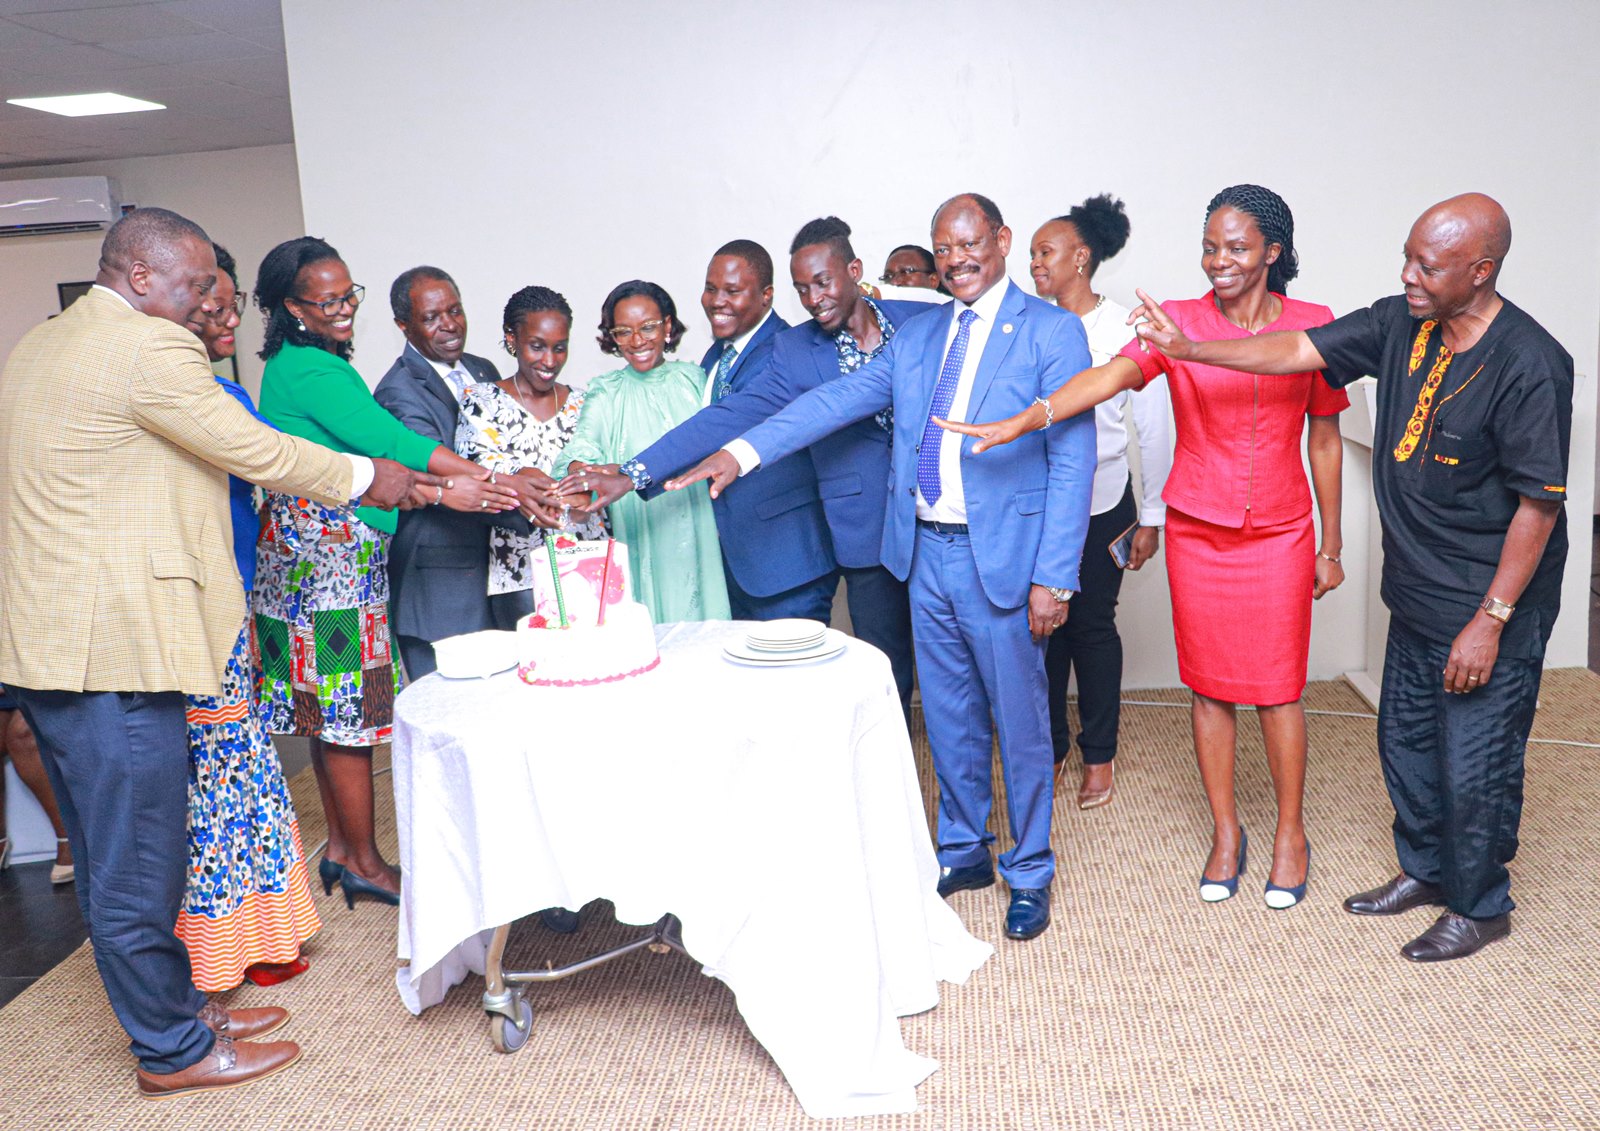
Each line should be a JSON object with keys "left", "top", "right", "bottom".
{"left": 1029, "top": 195, "right": 1173, "bottom": 809}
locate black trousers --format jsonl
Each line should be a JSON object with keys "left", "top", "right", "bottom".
{"left": 1377, "top": 616, "right": 1546, "bottom": 920}
{"left": 1044, "top": 485, "right": 1137, "bottom": 766}
{"left": 11, "top": 687, "right": 213, "bottom": 1073}
{"left": 839, "top": 563, "right": 915, "bottom": 721}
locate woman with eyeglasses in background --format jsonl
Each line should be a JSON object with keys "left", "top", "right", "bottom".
{"left": 173, "top": 243, "right": 319, "bottom": 989}
{"left": 556, "top": 280, "right": 729, "bottom": 623}
{"left": 252, "top": 236, "right": 519, "bottom": 908}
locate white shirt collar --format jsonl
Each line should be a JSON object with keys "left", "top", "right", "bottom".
{"left": 719, "top": 307, "right": 774, "bottom": 360}
{"left": 408, "top": 342, "right": 467, "bottom": 381}
{"left": 92, "top": 283, "right": 133, "bottom": 309}
{"left": 955, "top": 279, "right": 1008, "bottom": 325}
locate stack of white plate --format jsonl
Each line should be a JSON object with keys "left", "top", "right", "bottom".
{"left": 434, "top": 630, "right": 519, "bottom": 679}
{"left": 723, "top": 619, "right": 847, "bottom": 667}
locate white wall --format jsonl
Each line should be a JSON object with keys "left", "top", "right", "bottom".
{"left": 281, "top": 0, "right": 1598, "bottom": 680}
{"left": 0, "top": 144, "right": 305, "bottom": 395}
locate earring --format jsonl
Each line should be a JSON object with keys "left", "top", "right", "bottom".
{"left": 504, "top": 341, "right": 516, "bottom": 355}
{"left": 295, "top": 318, "right": 306, "bottom": 331}
{"left": 1076, "top": 262, "right": 1085, "bottom": 276}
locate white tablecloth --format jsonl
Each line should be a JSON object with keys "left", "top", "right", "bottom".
{"left": 392, "top": 621, "right": 992, "bottom": 1118}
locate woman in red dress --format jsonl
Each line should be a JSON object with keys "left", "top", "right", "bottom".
{"left": 939, "top": 185, "right": 1346, "bottom": 909}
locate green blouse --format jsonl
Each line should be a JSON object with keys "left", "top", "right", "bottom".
{"left": 257, "top": 341, "right": 437, "bottom": 532}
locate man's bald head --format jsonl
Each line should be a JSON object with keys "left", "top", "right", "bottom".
{"left": 1400, "top": 193, "right": 1512, "bottom": 322}
{"left": 1412, "top": 193, "right": 1512, "bottom": 275}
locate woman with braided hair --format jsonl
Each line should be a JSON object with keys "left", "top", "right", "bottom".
{"left": 940, "top": 184, "right": 1347, "bottom": 910}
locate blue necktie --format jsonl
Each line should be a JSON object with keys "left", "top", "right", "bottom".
{"left": 916, "top": 308, "right": 977, "bottom": 505}
{"left": 712, "top": 344, "right": 738, "bottom": 402}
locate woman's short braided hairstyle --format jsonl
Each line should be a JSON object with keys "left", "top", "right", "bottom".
{"left": 1205, "top": 184, "right": 1298, "bottom": 295}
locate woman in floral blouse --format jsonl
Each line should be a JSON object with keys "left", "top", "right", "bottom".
{"left": 456, "top": 285, "right": 607, "bottom": 628}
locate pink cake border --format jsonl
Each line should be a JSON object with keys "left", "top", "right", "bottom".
{"left": 517, "top": 654, "right": 661, "bottom": 687}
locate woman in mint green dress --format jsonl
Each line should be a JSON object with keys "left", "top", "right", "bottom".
{"left": 556, "top": 281, "right": 729, "bottom": 623}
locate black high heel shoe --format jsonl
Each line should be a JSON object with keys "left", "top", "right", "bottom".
{"left": 318, "top": 857, "right": 346, "bottom": 896}
{"left": 340, "top": 869, "right": 400, "bottom": 909}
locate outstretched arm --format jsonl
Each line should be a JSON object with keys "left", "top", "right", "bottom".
{"left": 1130, "top": 288, "right": 1326, "bottom": 375}
{"left": 936, "top": 356, "right": 1143, "bottom": 453}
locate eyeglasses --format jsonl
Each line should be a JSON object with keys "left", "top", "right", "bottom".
{"left": 880, "top": 266, "right": 935, "bottom": 284}
{"left": 206, "top": 294, "right": 247, "bottom": 320}
{"left": 293, "top": 285, "right": 365, "bottom": 317}
{"left": 607, "top": 318, "right": 667, "bottom": 343}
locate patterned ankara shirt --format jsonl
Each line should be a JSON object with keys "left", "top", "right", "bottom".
{"left": 832, "top": 297, "right": 897, "bottom": 436}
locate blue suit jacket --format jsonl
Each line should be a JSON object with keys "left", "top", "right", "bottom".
{"left": 741, "top": 282, "right": 1096, "bottom": 609}
{"left": 374, "top": 345, "right": 530, "bottom": 640}
{"left": 631, "top": 313, "right": 835, "bottom": 598}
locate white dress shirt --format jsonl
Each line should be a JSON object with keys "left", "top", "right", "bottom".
{"left": 915, "top": 282, "right": 1006, "bottom": 524}
{"left": 1078, "top": 298, "right": 1172, "bottom": 523}
{"left": 703, "top": 308, "right": 775, "bottom": 406}
{"left": 418, "top": 346, "right": 477, "bottom": 405}
{"left": 93, "top": 284, "right": 375, "bottom": 497}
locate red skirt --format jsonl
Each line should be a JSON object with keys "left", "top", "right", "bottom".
{"left": 1164, "top": 507, "right": 1315, "bottom": 705}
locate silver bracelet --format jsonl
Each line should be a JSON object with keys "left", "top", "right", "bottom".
{"left": 1034, "top": 396, "right": 1054, "bottom": 429}
{"left": 434, "top": 485, "right": 444, "bottom": 506}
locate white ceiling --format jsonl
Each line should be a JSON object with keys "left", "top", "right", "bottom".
{"left": 0, "top": 0, "right": 290, "bottom": 170}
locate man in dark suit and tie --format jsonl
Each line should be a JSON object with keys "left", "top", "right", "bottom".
{"left": 669, "top": 195, "right": 1097, "bottom": 941}
{"left": 574, "top": 241, "right": 838, "bottom": 622}
{"left": 375, "top": 266, "right": 537, "bottom": 678}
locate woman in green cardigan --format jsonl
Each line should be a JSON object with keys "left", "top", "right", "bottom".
{"left": 252, "top": 237, "right": 518, "bottom": 907}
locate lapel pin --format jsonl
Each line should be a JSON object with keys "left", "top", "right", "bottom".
{"left": 1002, "top": 323, "right": 1013, "bottom": 334}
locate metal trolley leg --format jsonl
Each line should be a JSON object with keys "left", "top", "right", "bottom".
{"left": 481, "top": 914, "right": 687, "bottom": 1054}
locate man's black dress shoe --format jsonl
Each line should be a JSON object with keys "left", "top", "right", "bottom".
{"left": 937, "top": 862, "right": 995, "bottom": 899}
{"left": 1343, "top": 873, "right": 1445, "bottom": 916}
{"left": 1004, "top": 888, "right": 1050, "bottom": 941}
{"left": 1401, "top": 911, "right": 1510, "bottom": 962}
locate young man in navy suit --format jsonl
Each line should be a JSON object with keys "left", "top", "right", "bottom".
{"left": 669, "top": 195, "right": 1097, "bottom": 941}
{"left": 560, "top": 241, "right": 837, "bottom": 622}
{"left": 563, "top": 220, "right": 924, "bottom": 715}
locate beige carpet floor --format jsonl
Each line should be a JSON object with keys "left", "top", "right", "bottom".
{"left": 3, "top": 671, "right": 1599, "bottom": 1130}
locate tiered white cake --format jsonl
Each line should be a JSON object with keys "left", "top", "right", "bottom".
{"left": 516, "top": 537, "right": 660, "bottom": 686}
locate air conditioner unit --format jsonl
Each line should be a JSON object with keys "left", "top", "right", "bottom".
{"left": 0, "top": 176, "right": 121, "bottom": 238}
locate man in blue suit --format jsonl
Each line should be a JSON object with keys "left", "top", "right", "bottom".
{"left": 567, "top": 241, "right": 837, "bottom": 622}
{"left": 670, "top": 195, "right": 1096, "bottom": 941}
{"left": 564, "top": 218, "right": 923, "bottom": 714}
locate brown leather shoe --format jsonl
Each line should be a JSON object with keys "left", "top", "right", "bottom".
{"left": 1077, "top": 763, "right": 1115, "bottom": 810}
{"left": 1401, "top": 911, "right": 1511, "bottom": 962}
{"left": 1343, "top": 873, "right": 1445, "bottom": 916}
{"left": 136, "top": 1036, "right": 301, "bottom": 1099}
{"left": 198, "top": 1001, "right": 290, "bottom": 1041}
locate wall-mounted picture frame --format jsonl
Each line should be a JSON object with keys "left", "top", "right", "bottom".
{"left": 57, "top": 281, "right": 93, "bottom": 311}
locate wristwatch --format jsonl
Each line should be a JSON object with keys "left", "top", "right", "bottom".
{"left": 1480, "top": 595, "right": 1514, "bottom": 623}
{"left": 1045, "top": 587, "right": 1074, "bottom": 603}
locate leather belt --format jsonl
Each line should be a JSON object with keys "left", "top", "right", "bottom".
{"left": 917, "top": 520, "right": 969, "bottom": 535}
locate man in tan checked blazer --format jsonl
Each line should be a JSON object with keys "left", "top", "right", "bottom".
{"left": 0, "top": 208, "right": 432, "bottom": 1098}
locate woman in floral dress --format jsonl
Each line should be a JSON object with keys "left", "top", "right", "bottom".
{"left": 456, "top": 285, "right": 607, "bottom": 628}
{"left": 173, "top": 245, "right": 318, "bottom": 990}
